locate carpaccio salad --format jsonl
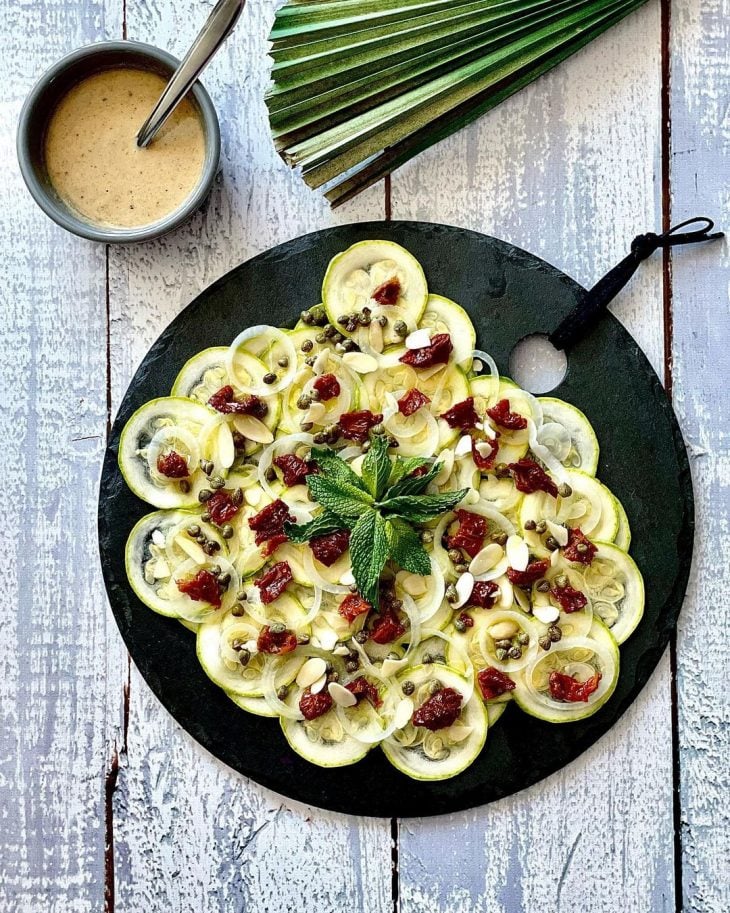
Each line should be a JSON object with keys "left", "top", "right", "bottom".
{"left": 119, "top": 241, "right": 644, "bottom": 780}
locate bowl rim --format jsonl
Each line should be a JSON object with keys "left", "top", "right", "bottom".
{"left": 16, "top": 39, "right": 221, "bottom": 244}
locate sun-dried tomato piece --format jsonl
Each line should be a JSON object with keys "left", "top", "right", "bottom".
{"left": 339, "top": 410, "right": 383, "bottom": 443}
{"left": 338, "top": 593, "right": 372, "bottom": 623}
{"left": 563, "top": 528, "right": 597, "bottom": 565}
{"left": 261, "top": 534, "right": 288, "bottom": 558}
{"left": 472, "top": 435, "right": 500, "bottom": 471}
{"left": 447, "top": 509, "right": 488, "bottom": 559}
{"left": 399, "top": 333, "right": 453, "bottom": 369}
{"left": 177, "top": 569, "right": 222, "bottom": 607}
{"left": 156, "top": 450, "right": 189, "bottom": 478}
{"left": 346, "top": 677, "right": 382, "bottom": 708}
{"left": 256, "top": 623, "right": 298, "bottom": 655}
{"left": 208, "top": 385, "right": 268, "bottom": 419}
{"left": 313, "top": 373, "right": 341, "bottom": 402}
{"left": 508, "top": 459, "right": 558, "bottom": 497}
{"left": 372, "top": 277, "right": 401, "bottom": 305}
{"left": 441, "top": 397, "right": 479, "bottom": 430}
{"left": 254, "top": 561, "right": 293, "bottom": 604}
{"left": 477, "top": 667, "right": 516, "bottom": 700}
{"left": 206, "top": 490, "right": 240, "bottom": 526}
{"left": 549, "top": 670, "right": 601, "bottom": 703}
{"left": 457, "top": 612, "right": 474, "bottom": 628}
{"left": 370, "top": 609, "right": 406, "bottom": 644}
{"left": 486, "top": 398, "right": 528, "bottom": 431}
{"left": 310, "top": 529, "right": 350, "bottom": 567}
{"left": 248, "top": 499, "right": 295, "bottom": 547}
{"left": 550, "top": 584, "right": 588, "bottom": 613}
{"left": 299, "top": 688, "right": 333, "bottom": 720}
{"left": 398, "top": 388, "right": 430, "bottom": 417}
{"left": 507, "top": 559, "right": 550, "bottom": 586}
{"left": 412, "top": 687, "right": 462, "bottom": 731}
{"left": 410, "top": 465, "right": 429, "bottom": 478}
{"left": 274, "top": 453, "right": 315, "bottom": 487}
{"left": 469, "top": 581, "right": 500, "bottom": 608}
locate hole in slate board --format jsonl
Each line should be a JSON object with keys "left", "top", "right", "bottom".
{"left": 509, "top": 334, "right": 568, "bottom": 394}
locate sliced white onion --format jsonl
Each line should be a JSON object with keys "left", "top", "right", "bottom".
{"left": 392, "top": 409, "right": 440, "bottom": 456}
{"left": 527, "top": 418, "right": 567, "bottom": 481}
{"left": 147, "top": 426, "right": 199, "bottom": 481}
{"left": 262, "top": 659, "right": 304, "bottom": 720}
{"left": 226, "top": 326, "right": 297, "bottom": 396}
{"left": 303, "top": 547, "right": 350, "bottom": 594}
{"left": 472, "top": 349, "right": 500, "bottom": 403}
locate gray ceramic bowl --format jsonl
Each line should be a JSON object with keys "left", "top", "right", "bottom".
{"left": 17, "top": 40, "right": 221, "bottom": 243}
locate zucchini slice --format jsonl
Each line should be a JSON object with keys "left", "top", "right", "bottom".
{"left": 118, "top": 397, "right": 211, "bottom": 508}
{"left": 322, "top": 240, "right": 428, "bottom": 349}
{"left": 581, "top": 542, "right": 644, "bottom": 644}
{"left": 537, "top": 397, "right": 600, "bottom": 476}
{"left": 381, "top": 665, "right": 487, "bottom": 781}
{"left": 418, "top": 294, "right": 476, "bottom": 370}
{"left": 613, "top": 496, "right": 632, "bottom": 551}
{"left": 519, "top": 469, "right": 619, "bottom": 544}
{"left": 171, "top": 347, "right": 229, "bottom": 401}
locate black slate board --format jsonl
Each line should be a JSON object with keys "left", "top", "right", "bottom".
{"left": 98, "top": 221, "right": 693, "bottom": 817}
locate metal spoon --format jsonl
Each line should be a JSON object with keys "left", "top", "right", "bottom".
{"left": 136, "top": 0, "right": 245, "bottom": 148}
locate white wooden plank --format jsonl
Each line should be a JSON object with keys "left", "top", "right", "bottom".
{"left": 390, "top": 5, "right": 677, "bottom": 910}
{"left": 0, "top": 1, "right": 124, "bottom": 911}
{"left": 106, "top": 2, "right": 393, "bottom": 910}
{"left": 669, "top": 2, "right": 730, "bottom": 911}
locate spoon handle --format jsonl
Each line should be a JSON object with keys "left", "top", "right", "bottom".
{"left": 136, "top": 0, "right": 245, "bottom": 148}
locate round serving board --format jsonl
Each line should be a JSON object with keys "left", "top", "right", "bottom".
{"left": 98, "top": 221, "right": 693, "bottom": 816}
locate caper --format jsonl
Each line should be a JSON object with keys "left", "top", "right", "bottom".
{"left": 393, "top": 320, "right": 408, "bottom": 337}
{"left": 345, "top": 660, "right": 359, "bottom": 673}
{"left": 277, "top": 685, "right": 289, "bottom": 700}
{"left": 517, "top": 632, "right": 530, "bottom": 646}
{"left": 201, "top": 512, "right": 212, "bottom": 524}
{"left": 301, "top": 338, "right": 314, "bottom": 353}
{"left": 429, "top": 680, "right": 443, "bottom": 695}
{"left": 236, "top": 591, "right": 248, "bottom": 601}
{"left": 232, "top": 432, "right": 246, "bottom": 450}
{"left": 297, "top": 394, "right": 311, "bottom": 410}
{"left": 210, "top": 565, "right": 221, "bottom": 576}
{"left": 342, "top": 339, "right": 358, "bottom": 352}
{"left": 355, "top": 630, "right": 369, "bottom": 644}
{"left": 455, "top": 563, "right": 469, "bottom": 575}
{"left": 447, "top": 548, "right": 462, "bottom": 564}
{"left": 323, "top": 324, "right": 336, "bottom": 338}
{"left": 210, "top": 541, "right": 221, "bottom": 552}
{"left": 305, "top": 356, "right": 316, "bottom": 367}
{"left": 361, "top": 440, "right": 371, "bottom": 453}
{"left": 315, "top": 333, "right": 328, "bottom": 344}
{"left": 231, "top": 638, "right": 245, "bottom": 652}
{"left": 349, "top": 583, "right": 359, "bottom": 593}
{"left": 508, "top": 646, "right": 522, "bottom": 660}
{"left": 558, "top": 483, "right": 573, "bottom": 498}
{"left": 388, "top": 436, "right": 399, "bottom": 449}
{"left": 495, "top": 462, "right": 510, "bottom": 478}
{"left": 545, "top": 536, "right": 559, "bottom": 551}
{"left": 232, "top": 488, "right": 244, "bottom": 506}
{"left": 371, "top": 423, "right": 385, "bottom": 435}
{"left": 420, "top": 530, "right": 433, "bottom": 544}
{"left": 331, "top": 332, "right": 343, "bottom": 344}
{"left": 422, "top": 652, "right": 433, "bottom": 664}
{"left": 187, "top": 524, "right": 200, "bottom": 537}
{"left": 377, "top": 315, "right": 388, "bottom": 327}
{"left": 311, "top": 305, "right": 328, "bottom": 326}
{"left": 221, "top": 525, "right": 234, "bottom": 540}
{"left": 548, "top": 624, "right": 562, "bottom": 643}
{"left": 277, "top": 356, "right": 289, "bottom": 368}
{"left": 324, "top": 424, "right": 340, "bottom": 442}
{"left": 300, "top": 310, "right": 314, "bottom": 324}
{"left": 536, "top": 579, "right": 550, "bottom": 593}
{"left": 454, "top": 617, "right": 467, "bottom": 633}
{"left": 555, "top": 574, "right": 569, "bottom": 588}
{"left": 445, "top": 584, "right": 458, "bottom": 604}
{"left": 539, "top": 635, "right": 552, "bottom": 651}
{"left": 198, "top": 489, "right": 213, "bottom": 503}
{"left": 433, "top": 653, "right": 446, "bottom": 664}
{"left": 179, "top": 479, "right": 190, "bottom": 493}
{"left": 238, "top": 649, "right": 251, "bottom": 666}
{"left": 335, "top": 342, "right": 346, "bottom": 353}
{"left": 495, "top": 638, "right": 512, "bottom": 651}
{"left": 231, "top": 603, "right": 245, "bottom": 617}
{"left": 296, "top": 633, "right": 310, "bottom": 645}
{"left": 337, "top": 314, "right": 351, "bottom": 327}
{"left": 203, "top": 542, "right": 216, "bottom": 556}
{"left": 524, "top": 519, "right": 537, "bottom": 531}
{"left": 328, "top": 671, "right": 339, "bottom": 684}
{"left": 300, "top": 421, "right": 314, "bottom": 432}
{"left": 494, "top": 533, "right": 508, "bottom": 547}
{"left": 358, "top": 313, "right": 371, "bottom": 327}
{"left": 495, "top": 647, "right": 508, "bottom": 661}
{"left": 401, "top": 680, "right": 415, "bottom": 696}
{"left": 313, "top": 432, "right": 328, "bottom": 444}
{"left": 346, "top": 320, "right": 359, "bottom": 333}
{"left": 270, "top": 622, "right": 286, "bottom": 635}
{"left": 535, "top": 520, "right": 547, "bottom": 534}
{"left": 263, "top": 372, "right": 277, "bottom": 385}
{"left": 210, "top": 476, "right": 225, "bottom": 490}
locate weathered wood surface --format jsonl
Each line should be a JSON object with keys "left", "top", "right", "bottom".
{"left": 1, "top": 0, "right": 727, "bottom": 911}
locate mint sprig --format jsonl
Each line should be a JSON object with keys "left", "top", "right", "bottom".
{"left": 285, "top": 441, "right": 468, "bottom": 608}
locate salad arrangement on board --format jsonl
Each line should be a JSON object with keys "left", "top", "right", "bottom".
{"left": 118, "top": 241, "right": 644, "bottom": 780}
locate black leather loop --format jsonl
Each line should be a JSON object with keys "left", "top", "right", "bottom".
{"left": 549, "top": 217, "right": 723, "bottom": 350}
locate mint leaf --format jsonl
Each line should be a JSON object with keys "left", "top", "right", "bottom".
{"left": 385, "top": 461, "right": 441, "bottom": 499}
{"left": 379, "top": 489, "right": 469, "bottom": 522}
{"left": 310, "top": 447, "right": 367, "bottom": 492}
{"left": 388, "top": 456, "right": 431, "bottom": 487}
{"left": 284, "top": 509, "right": 349, "bottom": 543}
{"left": 307, "top": 474, "right": 373, "bottom": 520}
{"left": 385, "top": 517, "right": 432, "bottom": 576}
{"left": 349, "top": 511, "right": 388, "bottom": 607}
{"left": 362, "top": 434, "right": 392, "bottom": 499}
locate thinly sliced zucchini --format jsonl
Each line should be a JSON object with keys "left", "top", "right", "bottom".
{"left": 382, "top": 665, "right": 487, "bottom": 781}
{"left": 280, "top": 688, "right": 371, "bottom": 767}
{"left": 171, "top": 347, "right": 229, "bottom": 400}
{"left": 538, "top": 397, "right": 600, "bottom": 476}
{"left": 322, "top": 240, "right": 428, "bottom": 349}
{"left": 126, "top": 510, "right": 195, "bottom": 616}
{"left": 581, "top": 542, "right": 644, "bottom": 644}
{"left": 118, "top": 397, "right": 211, "bottom": 508}
{"left": 519, "top": 469, "right": 619, "bottom": 544}
{"left": 613, "top": 496, "right": 632, "bottom": 551}
{"left": 418, "top": 294, "right": 476, "bottom": 369}
{"left": 228, "top": 693, "right": 277, "bottom": 717}
{"left": 512, "top": 619, "right": 619, "bottom": 723}
{"left": 471, "top": 377, "right": 534, "bottom": 464}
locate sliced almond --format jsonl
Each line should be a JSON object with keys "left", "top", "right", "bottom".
{"left": 340, "top": 569, "right": 355, "bottom": 586}
{"left": 368, "top": 319, "right": 384, "bottom": 353}
{"left": 381, "top": 657, "right": 407, "bottom": 678}
{"left": 546, "top": 519, "right": 569, "bottom": 547}
{"left": 488, "top": 620, "right": 519, "bottom": 639}
{"left": 151, "top": 529, "right": 166, "bottom": 547}
{"left": 244, "top": 639, "right": 258, "bottom": 654}
{"left": 469, "top": 543, "right": 504, "bottom": 577}
{"left": 232, "top": 414, "right": 274, "bottom": 444}
{"left": 296, "top": 657, "right": 328, "bottom": 689}
{"left": 333, "top": 645, "right": 350, "bottom": 657}
{"left": 453, "top": 572, "right": 475, "bottom": 609}
{"left": 312, "top": 350, "right": 330, "bottom": 375}
{"left": 244, "top": 487, "right": 261, "bottom": 507}
{"left": 216, "top": 422, "right": 236, "bottom": 469}
{"left": 405, "top": 329, "right": 432, "bottom": 349}
{"left": 482, "top": 420, "right": 497, "bottom": 440}
{"left": 475, "top": 441, "right": 494, "bottom": 459}
{"left": 433, "top": 449, "right": 454, "bottom": 486}
{"left": 303, "top": 402, "right": 326, "bottom": 425}
{"left": 499, "top": 579, "right": 514, "bottom": 608}
{"left": 400, "top": 573, "right": 428, "bottom": 596}
{"left": 316, "top": 628, "right": 339, "bottom": 651}
{"left": 454, "top": 434, "right": 473, "bottom": 458}
{"left": 310, "top": 672, "right": 328, "bottom": 694}
{"left": 550, "top": 548, "right": 561, "bottom": 567}
{"left": 394, "top": 697, "right": 414, "bottom": 729}
{"left": 444, "top": 721, "right": 473, "bottom": 743}
{"left": 533, "top": 605, "right": 560, "bottom": 624}
{"left": 175, "top": 534, "right": 207, "bottom": 564}
{"left": 152, "top": 558, "right": 171, "bottom": 579}
{"left": 343, "top": 352, "right": 379, "bottom": 374}
{"left": 328, "top": 681, "right": 357, "bottom": 707}
{"left": 506, "top": 534, "right": 529, "bottom": 572}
